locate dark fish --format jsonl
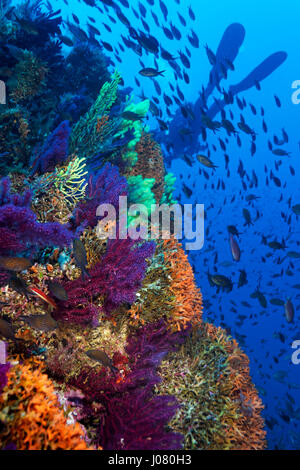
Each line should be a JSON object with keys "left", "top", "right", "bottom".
{"left": 197, "top": 155, "right": 217, "bottom": 169}
{"left": 67, "top": 22, "right": 88, "bottom": 42}
{"left": 85, "top": 349, "right": 118, "bottom": 373}
{"left": 47, "top": 280, "right": 68, "bottom": 301}
{"left": 182, "top": 183, "right": 193, "bottom": 198}
{"left": 59, "top": 35, "right": 74, "bottom": 47}
{"left": 138, "top": 33, "right": 159, "bottom": 54}
{"left": 204, "top": 44, "right": 216, "bottom": 65}
{"left": 20, "top": 313, "right": 58, "bottom": 332}
{"left": 274, "top": 95, "right": 281, "bottom": 107}
{"left": 238, "top": 270, "right": 248, "bottom": 288}
{"left": 188, "top": 5, "right": 196, "bottom": 21}
{"left": 0, "top": 257, "right": 31, "bottom": 272}
{"left": 139, "top": 68, "right": 165, "bottom": 77}
{"left": 9, "top": 274, "right": 31, "bottom": 300}
{"left": 243, "top": 209, "right": 253, "bottom": 227}
{"left": 188, "top": 29, "right": 199, "bottom": 48}
{"left": 292, "top": 204, "right": 300, "bottom": 215}
{"left": 72, "top": 13, "right": 80, "bottom": 24}
{"left": 122, "top": 111, "right": 144, "bottom": 121}
{"left": 102, "top": 41, "right": 114, "bottom": 52}
{"left": 227, "top": 225, "right": 241, "bottom": 237}
{"left": 73, "top": 239, "right": 89, "bottom": 278}
{"left": 177, "top": 13, "right": 186, "bottom": 26}
{"left": 159, "top": 0, "right": 168, "bottom": 20}
{"left": 0, "top": 318, "right": 19, "bottom": 341}
{"left": 272, "top": 148, "right": 290, "bottom": 156}
{"left": 208, "top": 273, "right": 233, "bottom": 293}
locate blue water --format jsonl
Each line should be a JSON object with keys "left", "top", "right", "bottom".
{"left": 24, "top": 0, "right": 300, "bottom": 449}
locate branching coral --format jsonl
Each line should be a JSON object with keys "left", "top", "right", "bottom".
{"left": 32, "top": 155, "right": 88, "bottom": 209}
{"left": 0, "top": 360, "right": 91, "bottom": 450}
{"left": 70, "top": 71, "right": 122, "bottom": 160}
{"left": 205, "top": 323, "right": 267, "bottom": 450}
{"left": 156, "top": 324, "right": 266, "bottom": 450}
{"left": 8, "top": 49, "right": 47, "bottom": 103}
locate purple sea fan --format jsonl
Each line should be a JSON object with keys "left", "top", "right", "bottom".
{"left": 72, "top": 163, "right": 128, "bottom": 230}
{"left": 68, "top": 320, "right": 186, "bottom": 450}
{"left": 0, "top": 363, "right": 10, "bottom": 394}
{"left": 31, "top": 120, "right": 71, "bottom": 175}
{"left": 0, "top": 177, "right": 74, "bottom": 257}
{"left": 0, "top": 177, "right": 32, "bottom": 207}
{"left": 54, "top": 237, "right": 156, "bottom": 324}
{"left": 0, "top": 205, "right": 74, "bottom": 256}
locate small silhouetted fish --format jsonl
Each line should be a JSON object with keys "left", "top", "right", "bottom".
{"left": 59, "top": 35, "right": 74, "bottom": 47}
{"left": 243, "top": 209, "right": 253, "bottom": 227}
{"left": 238, "top": 270, "right": 248, "bottom": 288}
{"left": 139, "top": 67, "right": 164, "bottom": 77}
{"left": 197, "top": 154, "right": 217, "bottom": 169}
{"left": 73, "top": 239, "right": 89, "bottom": 278}
{"left": 20, "top": 313, "right": 58, "bottom": 332}
{"left": 85, "top": 349, "right": 118, "bottom": 373}
{"left": 274, "top": 95, "right": 281, "bottom": 107}
{"left": 47, "top": 280, "right": 68, "bottom": 301}
{"left": 292, "top": 204, "right": 300, "bottom": 215}
{"left": 227, "top": 225, "right": 241, "bottom": 237}
{"left": 0, "top": 257, "right": 31, "bottom": 272}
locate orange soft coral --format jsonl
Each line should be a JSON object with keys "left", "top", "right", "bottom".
{"left": 0, "top": 360, "right": 92, "bottom": 450}
{"left": 163, "top": 237, "right": 203, "bottom": 331}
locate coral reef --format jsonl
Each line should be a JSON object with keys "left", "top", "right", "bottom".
{"left": 0, "top": 2, "right": 266, "bottom": 452}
